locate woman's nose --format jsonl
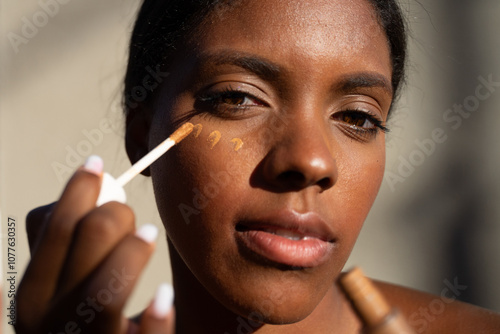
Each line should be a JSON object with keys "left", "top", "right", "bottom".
{"left": 255, "top": 114, "right": 337, "bottom": 193}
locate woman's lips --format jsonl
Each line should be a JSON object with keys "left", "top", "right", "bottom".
{"left": 235, "top": 210, "right": 335, "bottom": 268}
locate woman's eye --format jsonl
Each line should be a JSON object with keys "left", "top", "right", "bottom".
{"left": 339, "top": 112, "right": 375, "bottom": 128}
{"left": 332, "top": 110, "right": 389, "bottom": 139}
{"left": 219, "top": 93, "right": 258, "bottom": 106}
{"left": 195, "top": 89, "right": 268, "bottom": 118}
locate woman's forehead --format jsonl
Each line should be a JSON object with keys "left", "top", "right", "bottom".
{"left": 197, "top": 0, "right": 384, "bottom": 50}
{"left": 190, "top": 0, "right": 391, "bottom": 84}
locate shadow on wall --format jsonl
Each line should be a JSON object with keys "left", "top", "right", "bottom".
{"left": 400, "top": 0, "right": 500, "bottom": 311}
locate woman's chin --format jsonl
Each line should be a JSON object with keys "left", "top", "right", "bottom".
{"left": 206, "top": 267, "right": 332, "bottom": 326}
{"left": 226, "top": 296, "right": 318, "bottom": 327}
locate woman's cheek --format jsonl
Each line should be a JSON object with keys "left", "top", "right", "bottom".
{"left": 161, "top": 128, "right": 251, "bottom": 221}
{"left": 335, "top": 142, "right": 386, "bottom": 232}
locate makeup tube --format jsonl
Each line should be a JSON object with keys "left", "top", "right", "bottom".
{"left": 339, "top": 267, "right": 416, "bottom": 334}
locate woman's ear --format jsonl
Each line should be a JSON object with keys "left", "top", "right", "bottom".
{"left": 125, "top": 107, "right": 152, "bottom": 176}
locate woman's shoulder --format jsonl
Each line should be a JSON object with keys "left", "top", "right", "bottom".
{"left": 374, "top": 280, "right": 500, "bottom": 334}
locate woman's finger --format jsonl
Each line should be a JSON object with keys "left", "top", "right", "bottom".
{"left": 18, "top": 156, "right": 103, "bottom": 321}
{"left": 56, "top": 201, "right": 135, "bottom": 296}
{"left": 79, "top": 224, "right": 158, "bottom": 333}
{"left": 25, "top": 202, "right": 55, "bottom": 255}
{"left": 139, "top": 284, "right": 176, "bottom": 334}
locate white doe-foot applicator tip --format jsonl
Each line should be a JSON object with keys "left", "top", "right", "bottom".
{"left": 96, "top": 172, "right": 127, "bottom": 206}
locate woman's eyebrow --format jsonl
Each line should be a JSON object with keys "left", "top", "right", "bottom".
{"left": 198, "top": 51, "right": 284, "bottom": 81}
{"left": 195, "top": 52, "right": 392, "bottom": 98}
{"left": 336, "top": 73, "right": 393, "bottom": 97}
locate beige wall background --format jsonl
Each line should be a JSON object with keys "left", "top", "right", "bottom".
{"left": 1, "top": 1, "right": 499, "bottom": 333}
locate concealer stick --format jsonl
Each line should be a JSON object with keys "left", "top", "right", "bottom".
{"left": 339, "top": 267, "right": 416, "bottom": 334}
{"left": 116, "top": 122, "right": 194, "bottom": 186}
{"left": 96, "top": 122, "right": 194, "bottom": 206}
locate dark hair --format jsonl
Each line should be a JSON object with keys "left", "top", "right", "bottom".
{"left": 123, "top": 0, "right": 407, "bottom": 114}
{"left": 367, "top": 0, "right": 407, "bottom": 105}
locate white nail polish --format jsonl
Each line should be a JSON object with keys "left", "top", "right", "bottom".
{"left": 153, "top": 283, "right": 174, "bottom": 318}
{"left": 83, "top": 155, "right": 103, "bottom": 175}
{"left": 135, "top": 224, "right": 158, "bottom": 243}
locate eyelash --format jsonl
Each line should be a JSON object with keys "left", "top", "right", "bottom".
{"left": 332, "top": 109, "right": 389, "bottom": 139}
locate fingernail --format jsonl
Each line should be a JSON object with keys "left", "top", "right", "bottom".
{"left": 135, "top": 224, "right": 158, "bottom": 243}
{"left": 83, "top": 155, "right": 103, "bottom": 175}
{"left": 152, "top": 283, "right": 174, "bottom": 318}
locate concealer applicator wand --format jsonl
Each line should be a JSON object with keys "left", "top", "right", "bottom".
{"left": 96, "top": 122, "right": 194, "bottom": 206}
{"left": 339, "top": 267, "right": 417, "bottom": 334}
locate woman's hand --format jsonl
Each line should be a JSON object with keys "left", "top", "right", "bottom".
{"left": 15, "top": 156, "right": 175, "bottom": 334}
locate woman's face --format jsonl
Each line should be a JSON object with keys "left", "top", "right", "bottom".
{"left": 146, "top": 0, "right": 392, "bottom": 324}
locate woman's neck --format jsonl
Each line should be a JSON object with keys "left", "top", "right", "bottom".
{"left": 168, "top": 243, "right": 360, "bottom": 334}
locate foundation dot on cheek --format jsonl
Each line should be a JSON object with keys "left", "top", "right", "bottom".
{"left": 193, "top": 124, "right": 203, "bottom": 138}
{"left": 208, "top": 131, "right": 222, "bottom": 149}
{"left": 231, "top": 138, "right": 244, "bottom": 151}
